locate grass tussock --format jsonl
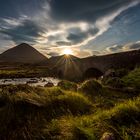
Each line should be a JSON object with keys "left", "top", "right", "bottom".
{"left": 45, "top": 97, "right": 140, "bottom": 140}
{"left": 0, "top": 66, "right": 140, "bottom": 140}
{"left": 122, "top": 67, "right": 140, "bottom": 89}
{"left": 0, "top": 85, "right": 93, "bottom": 117}
{"left": 58, "top": 80, "right": 77, "bottom": 91}
{"left": 78, "top": 79, "right": 102, "bottom": 97}
{"left": 104, "top": 77, "right": 125, "bottom": 88}
{"left": 0, "top": 85, "right": 93, "bottom": 140}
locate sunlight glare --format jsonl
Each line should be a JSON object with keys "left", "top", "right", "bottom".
{"left": 63, "top": 48, "right": 73, "bottom": 55}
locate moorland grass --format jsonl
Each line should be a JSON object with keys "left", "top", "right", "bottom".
{"left": 45, "top": 97, "right": 140, "bottom": 140}
{"left": 58, "top": 80, "right": 77, "bottom": 91}
{"left": 122, "top": 67, "right": 140, "bottom": 89}
{"left": 103, "top": 77, "right": 125, "bottom": 88}
{"left": 78, "top": 79, "right": 102, "bottom": 97}
{"left": 0, "top": 67, "right": 50, "bottom": 78}
{"left": 0, "top": 85, "right": 93, "bottom": 139}
{"left": 0, "top": 69, "right": 140, "bottom": 140}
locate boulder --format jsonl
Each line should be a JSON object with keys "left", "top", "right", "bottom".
{"left": 44, "top": 82, "right": 54, "bottom": 87}
{"left": 100, "top": 132, "right": 115, "bottom": 140}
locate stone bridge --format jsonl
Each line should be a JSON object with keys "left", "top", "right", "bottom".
{"left": 51, "top": 57, "right": 108, "bottom": 80}
{"left": 48, "top": 49, "right": 140, "bottom": 80}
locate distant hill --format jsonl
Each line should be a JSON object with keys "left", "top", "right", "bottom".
{"left": 0, "top": 43, "right": 48, "bottom": 64}
{"left": 39, "top": 54, "right": 80, "bottom": 66}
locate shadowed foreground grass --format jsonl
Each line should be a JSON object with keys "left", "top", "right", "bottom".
{"left": 122, "top": 67, "right": 140, "bottom": 89}
{"left": 0, "top": 79, "right": 139, "bottom": 140}
{"left": 0, "top": 85, "right": 93, "bottom": 139}
{"left": 45, "top": 97, "right": 140, "bottom": 140}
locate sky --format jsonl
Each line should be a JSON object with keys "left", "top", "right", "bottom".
{"left": 0, "top": 0, "right": 140, "bottom": 58}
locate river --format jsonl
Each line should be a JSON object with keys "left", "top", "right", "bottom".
{"left": 0, "top": 77, "right": 60, "bottom": 87}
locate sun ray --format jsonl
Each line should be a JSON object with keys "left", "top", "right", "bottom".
{"left": 63, "top": 48, "right": 73, "bottom": 55}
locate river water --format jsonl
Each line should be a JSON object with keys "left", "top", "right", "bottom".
{"left": 0, "top": 77, "right": 60, "bottom": 87}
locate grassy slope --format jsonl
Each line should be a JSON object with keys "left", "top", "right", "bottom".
{"left": 0, "top": 68, "right": 140, "bottom": 140}
{"left": 0, "top": 85, "right": 93, "bottom": 139}
{"left": 0, "top": 67, "right": 50, "bottom": 78}
{"left": 47, "top": 97, "right": 140, "bottom": 140}
{"left": 0, "top": 83, "right": 139, "bottom": 140}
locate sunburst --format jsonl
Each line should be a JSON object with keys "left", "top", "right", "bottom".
{"left": 63, "top": 48, "right": 73, "bottom": 55}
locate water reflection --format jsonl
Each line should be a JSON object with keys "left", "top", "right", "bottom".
{"left": 0, "top": 77, "right": 60, "bottom": 87}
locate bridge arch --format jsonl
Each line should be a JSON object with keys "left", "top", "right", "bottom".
{"left": 83, "top": 67, "right": 103, "bottom": 79}
{"left": 58, "top": 70, "right": 63, "bottom": 78}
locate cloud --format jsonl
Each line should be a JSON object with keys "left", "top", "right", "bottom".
{"left": 0, "top": 17, "right": 24, "bottom": 29}
{"left": 106, "top": 44, "right": 123, "bottom": 53}
{"left": 33, "top": 0, "right": 140, "bottom": 52}
{"left": 49, "top": 0, "right": 139, "bottom": 22}
{"left": 67, "top": 33, "right": 87, "bottom": 44}
{"left": 56, "top": 41, "right": 71, "bottom": 46}
{"left": 66, "top": 27, "right": 99, "bottom": 44}
{"left": 46, "top": 51, "right": 60, "bottom": 57}
{"left": 124, "top": 41, "right": 140, "bottom": 50}
{"left": 92, "top": 50, "right": 102, "bottom": 56}
{"left": 68, "top": 0, "right": 140, "bottom": 49}
{"left": 0, "top": 0, "right": 45, "bottom": 18}
{"left": 0, "top": 33, "right": 15, "bottom": 53}
{"left": 73, "top": 48, "right": 93, "bottom": 58}
{"left": 0, "top": 19, "right": 44, "bottom": 44}
{"left": 106, "top": 41, "right": 140, "bottom": 53}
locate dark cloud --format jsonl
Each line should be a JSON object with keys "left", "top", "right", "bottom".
{"left": 0, "top": 0, "right": 45, "bottom": 18}
{"left": 67, "top": 33, "right": 87, "bottom": 43}
{"left": 56, "top": 41, "right": 71, "bottom": 46}
{"left": 92, "top": 50, "right": 101, "bottom": 56}
{"left": 47, "top": 52, "right": 60, "bottom": 56}
{"left": 67, "top": 28, "right": 99, "bottom": 43}
{"left": 107, "top": 45, "right": 123, "bottom": 52}
{"left": 49, "top": 0, "right": 133, "bottom": 22}
{"left": 41, "top": 45, "right": 59, "bottom": 50}
{"left": 47, "top": 35, "right": 58, "bottom": 42}
{"left": 0, "top": 20, "right": 43, "bottom": 44}
{"left": 106, "top": 41, "right": 140, "bottom": 53}
{"left": 88, "top": 28, "right": 99, "bottom": 35}
{"left": 126, "top": 43, "right": 140, "bottom": 50}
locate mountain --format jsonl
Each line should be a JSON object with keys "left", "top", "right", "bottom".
{"left": 0, "top": 43, "right": 48, "bottom": 64}
{"left": 49, "top": 54, "right": 80, "bottom": 63}
{"left": 39, "top": 54, "right": 80, "bottom": 66}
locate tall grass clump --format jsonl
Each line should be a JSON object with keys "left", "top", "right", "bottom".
{"left": 0, "top": 85, "right": 93, "bottom": 139}
{"left": 78, "top": 79, "right": 102, "bottom": 97}
{"left": 0, "top": 84, "right": 35, "bottom": 94}
{"left": 122, "top": 67, "right": 140, "bottom": 89}
{"left": 44, "top": 97, "right": 140, "bottom": 140}
{"left": 58, "top": 80, "right": 77, "bottom": 91}
{"left": 104, "top": 77, "right": 125, "bottom": 88}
